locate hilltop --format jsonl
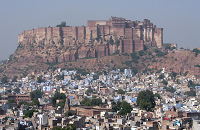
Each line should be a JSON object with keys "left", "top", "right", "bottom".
{"left": 0, "top": 17, "right": 200, "bottom": 79}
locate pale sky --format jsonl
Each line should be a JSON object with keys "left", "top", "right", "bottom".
{"left": 0, "top": 0, "right": 199, "bottom": 60}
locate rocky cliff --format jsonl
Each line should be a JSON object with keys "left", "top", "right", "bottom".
{"left": 1, "top": 17, "right": 199, "bottom": 79}
{"left": 1, "top": 45, "right": 200, "bottom": 79}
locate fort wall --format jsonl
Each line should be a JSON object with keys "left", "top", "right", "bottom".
{"left": 123, "top": 39, "right": 134, "bottom": 53}
{"left": 104, "top": 25, "right": 110, "bottom": 36}
{"left": 36, "top": 28, "right": 46, "bottom": 41}
{"left": 134, "top": 39, "right": 144, "bottom": 51}
{"left": 62, "top": 27, "right": 77, "bottom": 39}
{"left": 154, "top": 28, "right": 163, "bottom": 48}
{"left": 88, "top": 20, "right": 107, "bottom": 27}
{"left": 52, "top": 27, "right": 60, "bottom": 37}
{"left": 77, "top": 26, "right": 86, "bottom": 43}
{"left": 18, "top": 17, "right": 163, "bottom": 63}
{"left": 125, "top": 28, "right": 133, "bottom": 39}
{"left": 110, "top": 27, "right": 124, "bottom": 39}
{"left": 85, "top": 26, "right": 98, "bottom": 40}
{"left": 134, "top": 25, "right": 142, "bottom": 39}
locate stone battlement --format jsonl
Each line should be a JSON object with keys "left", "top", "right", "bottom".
{"left": 17, "top": 17, "right": 163, "bottom": 63}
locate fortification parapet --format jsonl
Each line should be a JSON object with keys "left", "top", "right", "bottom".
{"left": 17, "top": 17, "right": 163, "bottom": 63}
{"left": 154, "top": 28, "right": 163, "bottom": 48}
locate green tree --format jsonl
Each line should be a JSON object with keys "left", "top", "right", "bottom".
{"left": 117, "top": 89, "right": 125, "bottom": 94}
{"left": 138, "top": 50, "right": 144, "bottom": 56}
{"left": 55, "top": 74, "right": 64, "bottom": 81}
{"left": 37, "top": 76, "right": 44, "bottom": 83}
{"left": 176, "top": 79, "right": 181, "bottom": 84}
{"left": 93, "top": 74, "right": 99, "bottom": 80}
{"left": 184, "top": 91, "right": 196, "bottom": 97}
{"left": 76, "top": 74, "right": 82, "bottom": 80}
{"left": 136, "top": 90, "right": 155, "bottom": 111}
{"left": 154, "top": 48, "right": 160, "bottom": 53}
{"left": 116, "top": 39, "right": 120, "bottom": 47}
{"left": 12, "top": 76, "right": 18, "bottom": 82}
{"left": 156, "top": 51, "right": 168, "bottom": 57}
{"left": 24, "top": 110, "right": 38, "bottom": 118}
{"left": 51, "top": 92, "right": 66, "bottom": 107}
{"left": 80, "top": 97, "right": 103, "bottom": 106}
{"left": 18, "top": 101, "right": 29, "bottom": 106}
{"left": 154, "top": 93, "right": 161, "bottom": 99}
{"left": 30, "top": 75, "right": 35, "bottom": 79}
{"left": 187, "top": 80, "right": 200, "bottom": 88}
{"left": 13, "top": 87, "right": 20, "bottom": 93}
{"left": 30, "top": 89, "right": 43, "bottom": 100}
{"left": 131, "top": 67, "right": 138, "bottom": 74}
{"left": 193, "top": 48, "right": 200, "bottom": 56}
{"left": 170, "top": 71, "right": 177, "bottom": 81}
{"left": 188, "top": 80, "right": 194, "bottom": 86}
{"left": 8, "top": 54, "right": 13, "bottom": 62}
{"left": 80, "top": 97, "right": 91, "bottom": 106}
{"left": 164, "top": 86, "right": 176, "bottom": 93}
{"left": 30, "top": 99, "right": 40, "bottom": 106}
{"left": 111, "top": 101, "right": 132, "bottom": 115}
{"left": 8, "top": 99, "right": 17, "bottom": 104}
{"left": 65, "top": 110, "right": 73, "bottom": 117}
{"left": 56, "top": 100, "right": 66, "bottom": 108}
{"left": 1, "top": 75, "right": 8, "bottom": 84}
{"left": 56, "top": 21, "right": 67, "bottom": 27}
{"left": 148, "top": 51, "right": 152, "bottom": 55}
{"left": 158, "top": 73, "right": 164, "bottom": 79}
{"left": 162, "top": 79, "right": 168, "bottom": 85}
{"left": 110, "top": 37, "right": 114, "bottom": 45}
{"left": 156, "top": 69, "right": 163, "bottom": 73}
{"left": 53, "top": 124, "right": 76, "bottom": 130}
{"left": 91, "top": 98, "right": 103, "bottom": 106}
{"left": 86, "top": 88, "right": 93, "bottom": 94}
{"left": 184, "top": 71, "right": 189, "bottom": 76}
{"left": 131, "top": 52, "right": 139, "bottom": 62}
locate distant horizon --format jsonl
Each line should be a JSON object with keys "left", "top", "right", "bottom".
{"left": 0, "top": 0, "right": 199, "bottom": 61}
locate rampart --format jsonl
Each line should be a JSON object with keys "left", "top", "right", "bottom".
{"left": 18, "top": 17, "right": 163, "bottom": 63}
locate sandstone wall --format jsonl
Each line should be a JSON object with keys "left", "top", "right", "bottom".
{"left": 109, "top": 44, "right": 117, "bottom": 54}
{"left": 96, "top": 45, "right": 106, "bottom": 57}
{"left": 134, "top": 39, "right": 144, "bottom": 51}
{"left": 110, "top": 27, "right": 124, "bottom": 38}
{"left": 77, "top": 26, "right": 86, "bottom": 43}
{"left": 35, "top": 28, "right": 46, "bottom": 41}
{"left": 104, "top": 25, "right": 110, "bottom": 36}
{"left": 62, "top": 27, "right": 77, "bottom": 39}
{"left": 120, "top": 39, "right": 124, "bottom": 53}
{"left": 52, "top": 27, "right": 60, "bottom": 37}
{"left": 87, "top": 20, "right": 107, "bottom": 27}
{"left": 85, "top": 26, "right": 98, "bottom": 40}
{"left": 120, "top": 39, "right": 134, "bottom": 53}
{"left": 134, "top": 25, "right": 142, "bottom": 39}
{"left": 46, "top": 27, "right": 53, "bottom": 40}
{"left": 18, "top": 33, "right": 24, "bottom": 43}
{"left": 124, "top": 28, "right": 133, "bottom": 39}
{"left": 17, "top": 17, "right": 163, "bottom": 63}
{"left": 154, "top": 28, "right": 163, "bottom": 48}
{"left": 97, "top": 25, "right": 104, "bottom": 37}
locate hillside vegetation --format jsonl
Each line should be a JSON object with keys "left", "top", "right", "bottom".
{"left": 1, "top": 46, "right": 200, "bottom": 79}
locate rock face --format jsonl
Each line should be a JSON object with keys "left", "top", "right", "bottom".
{"left": 17, "top": 17, "right": 163, "bottom": 63}
{"left": 0, "top": 17, "right": 167, "bottom": 78}
{"left": 5, "top": 17, "right": 200, "bottom": 80}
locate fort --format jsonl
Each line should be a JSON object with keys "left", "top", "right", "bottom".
{"left": 18, "top": 17, "right": 163, "bottom": 63}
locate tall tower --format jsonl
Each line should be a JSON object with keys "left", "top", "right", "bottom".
{"left": 63, "top": 98, "right": 70, "bottom": 114}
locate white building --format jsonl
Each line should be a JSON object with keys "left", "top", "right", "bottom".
{"left": 37, "top": 113, "right": 48, "bottom": 125}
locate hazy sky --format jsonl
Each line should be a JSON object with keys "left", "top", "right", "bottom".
{"left": 0, "top": 0, "right": 200, "bottom": 60}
